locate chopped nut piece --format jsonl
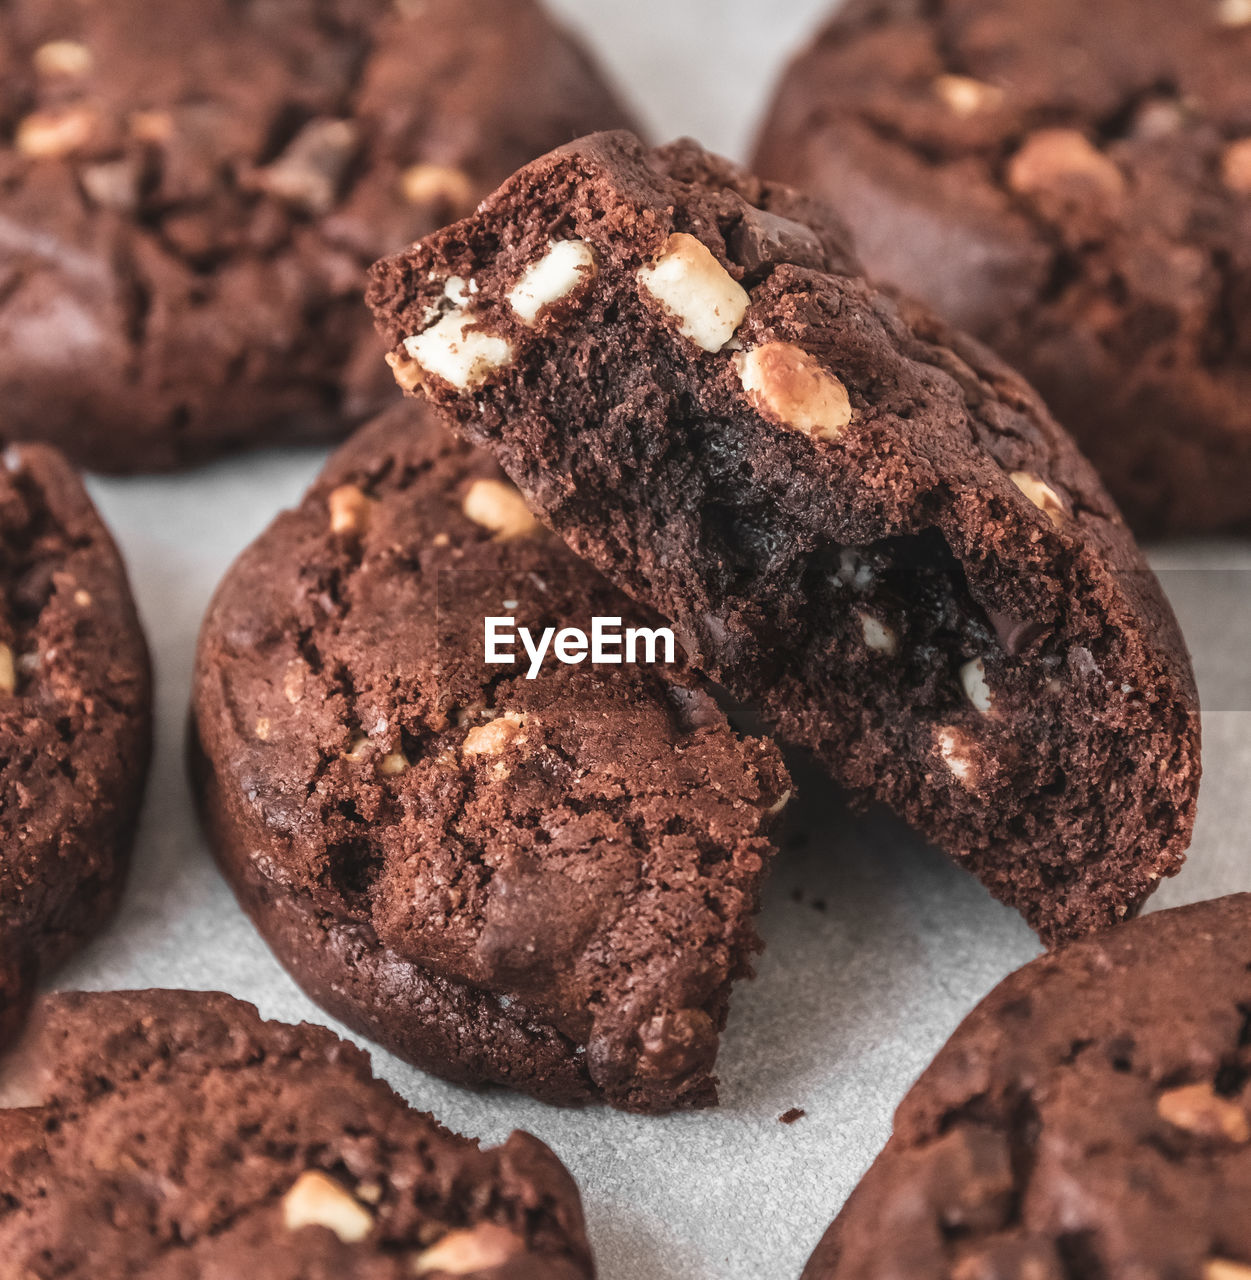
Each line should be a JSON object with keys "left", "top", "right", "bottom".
{"left": 1157, "top": 1082, "right": 1251, "bottom": 1142}
{"left": 461, "top": 479, "right": 539, "bottom": 540}
{"left": 1007, "top": 129, "right": 1124, "bottom": 201}
{"left": 16, "top": 106, "right": 98, "bottom": 159}
{"left": 934, "top": 74, "right": 1003, "bottom": 117}
{"left": 380, "top": 751, "right": 409, "bottom": 775}
{"left": 344, "top": 735, "right": 370, "bottom": 762}
{"left": 403, "top": 310, "right": 514, "bottom": 392}
{"left": 736, "top": 342, "right": 853, "bottom": 441}
{"left": 329, "top": 484, "right": 375, "bottom": 535}
{"left": 859, "top": 611, "right": 897, "bottom": 655}
{"left": 385, "top": 349, "right": 424, "bottom": 393}
{"left": 507, "top": 239, "right": 598, "bottom": 325}
{"left": 129, "top": 110, "right": 174, "bottom": 143}
{"left": 0, "top": 644, "right": 15, "bottom": 695}
{"left": 1218, "top": 0, "right": 1251, "bottom": 25}
{"left": 1010, "top": 471, "right": 1067, "bottom": 525}
{"left": 282, "top": 1170, "right": 373, "bottom": 1243}
{"left": 412, "top": 1223, "right": 526, "bottom": 1275}
{"left": 400, "top": 162, "right": 475, "bottom": 212}
{"left": 462, "top": 713, "right": 526, "bottom": 757}
{"left": 255, "top": 717, "right": 271, "bottom": 741}
{"left": 937, "top": 726, "right": 981, "bottom": 787}
{"left": 765, "top": 788, "right": 793, "bottom": 817}
{"left": 255, "top": 118, "right": 358, "bottom": 215}
{"left": 637, "top": 232, "right": 750, "bottom": 352}
{"left": 1222, "top": 139, "right": 1251, "bottom": 194}
{"left": 960, "top": 658, "right": 994, "bottom": 715}
{"left": 355, "top": 1181, "right": 383, "bottom": 1204}
{"left": 283, "top": 663, "right": 305, "bottom": 704}
{"left": 33, "top": 40, "right": 93, "bottom": 78}
{"left": 81, "top": 159, "right": 141, "bottom": 212}
{"left": 73, "top": 589, "right": 92, "bottom": 607}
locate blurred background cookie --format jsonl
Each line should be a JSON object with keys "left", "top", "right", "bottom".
{"left": 755, "top": 0, "right": 1251, "bottom": 536}
{"left": 0, "top": 0, "right": 636, "bottom": 471}
{"left": 0, "top": 988, "right": 595, "bottom": 1277}
{"left": 0, "top": 444, "right": 150, "bottom": 1041}
{"left": 803, "top": 893, "right": 1251, "bottom": 1279}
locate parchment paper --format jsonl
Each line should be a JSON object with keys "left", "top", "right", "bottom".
{"left": 46, "top": 3, "right": 1251, "bottom": 1276}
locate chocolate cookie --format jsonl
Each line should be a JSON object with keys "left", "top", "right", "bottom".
{"left": 754, "top": 0, "right": 1251, "bottom": 536}
{"left": 0, "top": 444, "right": 150, "bottom": 1037}
{"left": 803, "top": 893, "right": 1251, "bottom": 1280}
{"left": 367, "top": 132, "right": 1201, "bottom": 945}
{"left": 190, "top": 401, "right": 789, "bottom": 1113}
{"left": 0, "top": 988, "right": 594, "bottom": 1278}
{"left": 0, "top": 0, "right": 634, "bottom": 472}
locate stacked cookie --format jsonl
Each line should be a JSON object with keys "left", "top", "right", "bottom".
{"left": 191, "top": 403, "right": 789, "bottom": 1114}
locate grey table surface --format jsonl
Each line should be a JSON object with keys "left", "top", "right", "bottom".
{"left": 44, "top": 2, "right": 1251, "bottom": 1276}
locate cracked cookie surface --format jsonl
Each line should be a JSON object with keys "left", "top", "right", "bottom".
{"left": 190, "top": 401, "right": 789, "bottom": 1113}
{"left": 754, "top": 0, "right": 1251, "bottom": 535}
{"left": 803, "top": 893, "right": 1251, "bottom": 1280}
{"left": 0, "top": 988, "right": 594, "bottom": 1278}
{"left": 0, "top": 444, "right": 150, "bottom": 1040}
{"left": 0, "top": 0, "right": 634, "bottom": 471}
{"left": 367, "top": 132, "right": 1200, "bottom": 946}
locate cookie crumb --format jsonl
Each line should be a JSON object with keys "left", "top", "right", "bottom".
{"left": 779, "top": 1108, "right": 806, "bottom": 1125}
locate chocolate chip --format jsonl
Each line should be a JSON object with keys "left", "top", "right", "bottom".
{"left": 728, "top": 202, "right": 827, "bottom": 277}
{"left": 987, "top": 609, "right": 1046, "bottom": 656}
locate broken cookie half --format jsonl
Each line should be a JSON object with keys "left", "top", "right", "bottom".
{"left": 368, "top": 131, "right": 1200, "bottom": 945}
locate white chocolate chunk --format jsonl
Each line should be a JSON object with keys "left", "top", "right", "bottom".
{"left": 403, "top": 310, "right": 513, "bottom": 392}
{"left": 858, "top": 612, "right": 897, "bottom": 655}
{"left": 960, "top": 658, "right": 994, "bottom": 715}
{"left": 507, "top": 239, "right": 596, "bottom": 325}
{"left": 636, "top": 232, "right": 749, "bottom": 352}
{"left": 282, "top": 1171, "right": 373, "bottom": 1243}
{"left": 736, "top": 342, "right": 853, "bottom": 441}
